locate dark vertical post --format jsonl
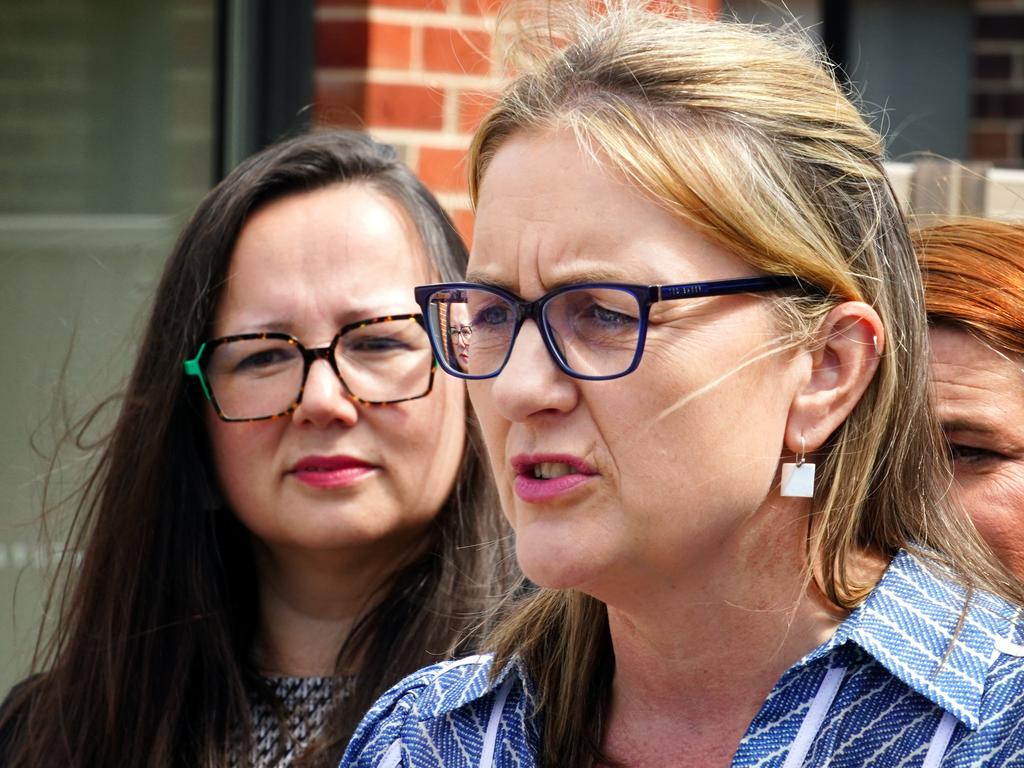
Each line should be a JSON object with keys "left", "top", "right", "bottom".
{"left": 822, "top": 0, "right": 852, "bottom": 81}
{"left": 218, "top": 0, "right": 315, "bottom": 179}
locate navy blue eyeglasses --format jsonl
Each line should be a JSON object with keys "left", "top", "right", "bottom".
{"left": 414, "top": 275, "right": 814, "bottom": 381}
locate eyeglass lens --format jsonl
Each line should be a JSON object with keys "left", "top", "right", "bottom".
{"left": 425, "top": 287, "right": 643, "bottom": 378}
{"left": 204, "top": 318, "right": 434, "bottom": 419}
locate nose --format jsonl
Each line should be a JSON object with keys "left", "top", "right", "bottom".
{"left": 482, "top": 320, "right": 578, "bottom": 422}
{"left": 292, "top": 358, "right": 359, "bottom": 428}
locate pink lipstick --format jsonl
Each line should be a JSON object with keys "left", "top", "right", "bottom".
{"left": 290, "top": 455, "right": 376, "bottom": 488}
{"left": 511, "top": 454, "right": 597, "bottom": 504}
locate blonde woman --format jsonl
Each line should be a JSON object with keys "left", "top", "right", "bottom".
{"left": 342, "top": 4, "right": 1024, "bottom": 767}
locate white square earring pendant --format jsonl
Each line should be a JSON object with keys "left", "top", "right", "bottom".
{"left": 780, "top": 436, "right": 815, "bottom": 498}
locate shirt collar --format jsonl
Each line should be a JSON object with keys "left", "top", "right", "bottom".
{"left": 831, "top": 550, "right": 1015, "bottom": 729}
{"left": 413, "top": 653, "right": 536, "bottom": 721}
{"left": 417, "top": 552, "right": 1016, "bottom": 731}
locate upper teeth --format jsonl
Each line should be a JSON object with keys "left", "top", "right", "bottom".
{"left": 533, "top": 462, "right": 574, "bottom": 479}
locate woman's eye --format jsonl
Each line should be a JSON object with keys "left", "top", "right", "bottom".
{"left": 476, "top": 304, "right": 513, "bottom": 326}
{"left": 587, "top": 303, "right": 636, "bottom": 326}
{"left": 948, "top": 443, "right": 1001, "bottom": 465}
{"left": 236, "top": 348, "right": 292, "bottom": 371}
{"left": 349, "top": 336, "right": 410, "bottom": 354}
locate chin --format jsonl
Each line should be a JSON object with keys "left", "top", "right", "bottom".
{"left": 515, "top": 534, "right": 606, "bottom": 592}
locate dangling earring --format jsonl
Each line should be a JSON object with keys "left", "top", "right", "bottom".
{"left": 780, "top": 435, "right": 816, "bottom": 498}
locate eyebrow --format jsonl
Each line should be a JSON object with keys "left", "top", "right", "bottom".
{"left": 218, "top": 306, "right": 416, "bottom": 336}
{"left": 463, "top": 268, "right": 648, "bottom": 293}
{"left": 217, "top": 318, "right": 294, "bottom": 336}
{"left": 939, "top": 418, "right": 1001, "bottom": 437}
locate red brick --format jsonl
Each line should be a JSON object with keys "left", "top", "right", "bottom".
{"left": 462, "top": 0, "right": 714, "bottom": 18}
{"left": 975, "top": 53, "right": 1013, "bottom": 80}
{"left": 318, "top": 21, "right": 368, "bottom": 68}
{"left": 972, "top": 129, "right": 1011, "bottom": 160}
{"left": 976, "top": 13, "right": 1024, "bottom": 41}
{"left": 314, "top": 80, "right": 367, "bottom": 127}
{"left": 318, "top": 21, "right": 412, "bottom": 69}
{"left": 419, "top": 146, "right": 470, "bottom": 194}
{"left": 377, "top": 0, "right": 448, "bottom": 10}
{"left": 319, "top": 0, "right": 446, "bottom": 10}
{"left": 646, "top": 0, "right": 719, "bottom": 18}
{"left": 450, "top": 207, "right": 475, "bottom": 248}
{"left": 974, "top": 91, "right": 1024, "bottom": 118}
{"left": 371, "top": 24, "right": 413, "bottom": 68}
{"left": 366, "top": 82, "right": 445, "bottom": 129}
{"left": 461, "top": 0, "right": 500, "bottom": 16}
{"left": 457, "top": 89, "right": 498, "bottom": 133}
{"left": 423, "top": 27, "right": 492, "bottom": 75}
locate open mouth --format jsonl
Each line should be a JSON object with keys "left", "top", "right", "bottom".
{"left": 511, "top": 454, "right": 597, "bottom": 502}
{"left": 530, "top": 461, "right": 577, "bottom": 479}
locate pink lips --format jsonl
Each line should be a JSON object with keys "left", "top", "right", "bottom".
{"left": 511, "top": 453, "right": 597, "bottom": 504}
{"left": 289, "top": 455, "right": 376, "bottom": 488}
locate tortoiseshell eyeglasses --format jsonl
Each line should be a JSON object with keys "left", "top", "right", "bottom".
{"left": 183, "top": 313, "right": 436, "bottom": 422}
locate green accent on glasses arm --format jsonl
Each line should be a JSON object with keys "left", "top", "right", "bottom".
{"left": 182, "top": 344, "right": 213, "bottom": 401}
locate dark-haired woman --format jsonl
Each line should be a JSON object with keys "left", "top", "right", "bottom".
{"left": 0, "top": 129, "right": 512, "bottom": 767}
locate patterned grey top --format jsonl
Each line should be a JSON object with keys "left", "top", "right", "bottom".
{"left": 231, "top": 674, "right": 354, "bottom": 767}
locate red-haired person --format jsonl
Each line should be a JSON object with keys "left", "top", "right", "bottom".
{"left": 915, "top": 218, "right": 1024, "bottom": 578}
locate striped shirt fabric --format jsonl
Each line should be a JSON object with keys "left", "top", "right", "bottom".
{"left": 340, "top": 551, "right": 1024, "bottom": 768}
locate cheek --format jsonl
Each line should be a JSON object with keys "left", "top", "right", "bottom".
{"left": 608, "top": 407, "right": 782, "bottom": 517}
{"left": 467, "top": 380, "right": 505, "bottom": 455}
{"left": 957, "top": 465, "right": 1024, "bottom": 572}
{"left": 205, "top": 413, "right": 285, "bottom": 517}
{"left": 383, "top": 377, "right": 467, "bottom": 502}
{"left": 466, "top": 381, "right": 517, "bottom": 522}
{"left": 605, "top": 357, "right": 790, "bottom": 498}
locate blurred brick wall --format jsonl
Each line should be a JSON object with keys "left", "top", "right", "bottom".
{"left": 973, "top": 0, "right": 1024, "bottom": 167}
{"left": 313, "top": 0, "right": 719, "bottom": 244}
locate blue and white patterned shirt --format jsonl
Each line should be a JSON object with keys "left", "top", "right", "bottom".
{"left": 341, "top": 552, "right": 1024, "bottom": 767}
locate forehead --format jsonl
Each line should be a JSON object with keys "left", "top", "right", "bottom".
{"left": 929, "top": 325, "right": 1024, "bottom": 418}
{"left": 469, "top": 130, "right": 751, "bottom": 291}
{"left": 214, "top": 182, "right": 432, "bottom": 331}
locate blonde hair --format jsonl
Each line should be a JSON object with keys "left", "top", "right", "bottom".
{"left": 469, "top": 3, "right": 1024, "bottom": 765}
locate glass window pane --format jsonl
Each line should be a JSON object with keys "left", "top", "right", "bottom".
{"left": 0, "top": 0, "right": 217, "bottom": 691}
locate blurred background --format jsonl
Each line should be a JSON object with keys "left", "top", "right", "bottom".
{"left": 2, "top": 0, "right": 1023, "bottom": 691}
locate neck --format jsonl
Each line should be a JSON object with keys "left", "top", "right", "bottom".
{"left": 250, "top": 541, "right": 413, "bottom": 677}
{"left": 600, "top": 498, "right": 883, "bottom": 766}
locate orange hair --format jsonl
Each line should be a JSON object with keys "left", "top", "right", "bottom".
{"left": 913, "top": 217, "right": 1024, "bottom": 357}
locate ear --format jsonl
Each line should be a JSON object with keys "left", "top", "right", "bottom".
{"left": 785, "top": 302, "right": 884, "bottom": 456}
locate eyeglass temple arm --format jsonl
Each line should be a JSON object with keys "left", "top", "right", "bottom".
{"left": 183, "top": 345, "right": 213, "bottom": 401}
{"left": 656, "top": 275, "right": 809, "bottom": 302}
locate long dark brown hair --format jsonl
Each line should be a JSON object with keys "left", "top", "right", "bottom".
{"left": 0, "top": 129, "right": 513, "bottom": 767}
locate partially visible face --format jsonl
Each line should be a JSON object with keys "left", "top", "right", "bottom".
{"left": 467, "top": 131, "right": 806, "bottom": 597}
{"left": 449, "top": 303, "right": 472, "bottom": 369}
{"left": 206, "top": 182, "right": 466, "bottom": 563}
{"left": 929, "top": 324, "right": 1024, "bottom": 577}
